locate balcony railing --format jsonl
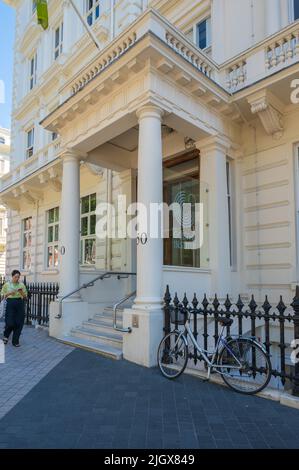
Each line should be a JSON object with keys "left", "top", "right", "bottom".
{"left": 222, "top": 20, "right": 299, "bottom": 92}
{"left": 0, "top": 138, "right": 61, "bottom": 193}
{"left": 62, "top": 9, "right": 219, "bottom": 100}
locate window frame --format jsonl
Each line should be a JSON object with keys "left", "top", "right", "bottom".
{"left": 196, "top": 17, "right": 211, "bottom": 50}
{"left": 22, "top": 217, "right": 32, "bottom": 272}
{"left": 54, "top": 21, "right": 64, "bottom": 61}
{"left": 26, "top": 127, "right": 35, "bottom": 159}
{"left": 46, "top": 207, "right": 60, "bottom": 269}
{"left": 289, "top": 0, "right": 299, "bottom": 22}
{"left": 85, "top": 0, "right": 101, "bottom": 26}
{"left": 163, "top": 151, "right": 201, "bottom": 269}
{"left": 29, "top": 52, "right": 37, "bottom": 91}
{"left": 80, "top": 193, "right": 97, "bottom": 266}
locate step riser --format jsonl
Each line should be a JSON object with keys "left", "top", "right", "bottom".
{"left": 93, "top": 315, "right": 123, "bottom": 325}
{"left": 99, "top": 313, "right": 124, "bottom": 322}
{"left": 71, "top": 330, "right": 123, "bottom": 349}
{"left": 61, "top": 337, "right": 123, "bottom": 360}
{"left": 82, "top": 322, "right": 124, "bottom": 337}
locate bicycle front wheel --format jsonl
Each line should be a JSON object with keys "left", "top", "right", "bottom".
{"left": 218, "top": 338, "right": 272, "bottom": 395}
{"left": 157, "top": 331, "right": 188, "bottom": 379}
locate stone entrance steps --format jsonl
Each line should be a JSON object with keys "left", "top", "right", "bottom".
{"left": 62, "top": 307, "right": 125, "bottom": 360}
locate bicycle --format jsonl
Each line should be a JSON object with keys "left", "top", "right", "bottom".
{"left": 157, "top": 308, "right": 272, "bottom": 395}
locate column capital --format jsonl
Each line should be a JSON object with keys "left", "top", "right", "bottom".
{"left": 136, "top": 105, "right": 164, "bottom": 122}
{"left": 197, "top": 135, "right": 232, "bottom": 154}
{"left": 61, "top": 148, "right": 86, "bottom": 162}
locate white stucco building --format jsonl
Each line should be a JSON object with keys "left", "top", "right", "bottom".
{"left": 2, "top": 0, "right": 299, "bottom": 367}
{"left": 0, "top": 128, "right": 10, "bottom": 275}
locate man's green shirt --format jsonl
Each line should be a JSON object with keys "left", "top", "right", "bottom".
{"left": 1, "top": 282, "right": 27, "bottom": 299}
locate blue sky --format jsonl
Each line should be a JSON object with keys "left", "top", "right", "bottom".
{"left": 0, "top": 1, "right": 15, "bottom": 130}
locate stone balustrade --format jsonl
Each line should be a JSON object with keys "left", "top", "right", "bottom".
{"left": 0, "top": 139, "right": 61, "bottom": 193}
{"left": 225, "top": 60, "right": 247, "bottom": 91}
{"left": 265, "top": 27, "right": 299, "bottom": 70}
{"left": 70, "top": 32, "right": 138, "bottom": 95}
{"left": 165, "top": 31, "right": 215, "bottom": 79}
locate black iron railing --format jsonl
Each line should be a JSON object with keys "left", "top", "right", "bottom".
{"left": 164, "top": 285, "right": 299, "bottom": 396}
{"left": 0, "top": 276, "right": 59, "bottom": 327}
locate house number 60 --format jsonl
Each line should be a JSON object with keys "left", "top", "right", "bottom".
{"left": 137, "top": 234, "right": 148, "bottom": 245}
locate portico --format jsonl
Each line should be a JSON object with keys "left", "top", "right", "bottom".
{"left": 39, "top": 9, "right": 238, "bottom": 366}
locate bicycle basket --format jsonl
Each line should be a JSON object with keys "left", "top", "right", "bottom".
{"left": 170, "top": 308, "right": 187, "bottom": 325}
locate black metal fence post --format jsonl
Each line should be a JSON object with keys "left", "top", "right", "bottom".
{"left": 291, "top": 286, "right": 299, "bottom": 397}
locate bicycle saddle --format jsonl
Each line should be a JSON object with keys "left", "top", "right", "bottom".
{"left": 217, "top": 317, "right": 234, "bottom": 327}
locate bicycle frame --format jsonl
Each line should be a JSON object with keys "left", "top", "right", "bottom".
{"left": 173, "top": 320, "right": 243, "bottom": 377}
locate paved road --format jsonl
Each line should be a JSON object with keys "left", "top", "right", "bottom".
{"left": 0, "top": 323, "right": 73, "bottom": 420}
{"left": 0, "top": 327, "right": 299, "bottom": 449}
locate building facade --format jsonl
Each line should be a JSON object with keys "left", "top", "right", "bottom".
{"left": 2, "top": 0, "right": 299, "bottom": 367}
{"left": 0, "top": 128, "right": 10, "bottom": 275}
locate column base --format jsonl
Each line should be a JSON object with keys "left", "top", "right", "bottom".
{"left": 49, "top": 299, "right": 89, "bottom": 339}
{"left": 123, "top": 307, "right": 164, "bottom": 367}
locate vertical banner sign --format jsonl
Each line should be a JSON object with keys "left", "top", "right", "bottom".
{"left": 36, "top": 0, "right": 49, "bottom": 30}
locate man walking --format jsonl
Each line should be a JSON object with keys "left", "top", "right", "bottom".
{"left": 1, "top": 270, "right": 28, "bottom": 347}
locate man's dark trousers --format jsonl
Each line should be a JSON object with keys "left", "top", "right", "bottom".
{"left": 4, "top": 299, "right": 25, "bottom": 345}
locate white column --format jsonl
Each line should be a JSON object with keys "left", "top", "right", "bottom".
{"left": 199, "top": 136, "right": 231, "bottom": 298}
{"left": 123, "top": 105, "right": 164, "bottom": 368}
{"left": 59, "top": 150, "right": 81, "bottom": 299}
{"left": 134, "top": 105, "right": 164, "bottom": 309}
{"left": 266, "top": 0, "right": 281, "bottom": 36}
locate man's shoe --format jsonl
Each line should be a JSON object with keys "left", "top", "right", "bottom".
{"left": 12, "top": 343, "right": 20, "bottom": 348}
{"left": 3, "top": 338, "right": 8, "bottom": 345}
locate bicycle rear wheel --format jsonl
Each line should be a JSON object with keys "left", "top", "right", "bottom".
{"left": 218, "top": 338, "right": 272, "bottom": 395}
{"left": 157, "top": 331, "right": 188, "bottom": 379}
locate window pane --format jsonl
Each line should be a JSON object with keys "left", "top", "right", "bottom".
{"left": 90, "top": 214, "right": 96, "bottom": 235}
{"left": 23, "top": 251, "right": 31, "bottom": 270}
{"left": 84, "top": 239, "right": 96, "bottom": 264}
{"left": 81, "top": 196, "right": 90, "bottom": 214}
{"left": 90, "top": 193, "right": 96, "bottom": 211}
{"left": 81, "top": 217, "right": 88, "bottom": 236}
{"left": 54, "top": 224, "right": 59, "bottom": 242}
{"left": 54, "top": 246, "right": 59, "bottom": 267}
{"left": 54, "top": 207, "right": 59, "bottom": 222}
{"left": 48, "top": 226, "right": 54, "bottom": 243}
{"left": 47, "top": 246, "right": 53, "bottom": 268}
{"left": 55, "top": 28, "right": 60, "bottom": 48}
{"left": 163, "top": 153, "right": 200, "bottom": 268}
{"left": 295, "top": 0, "right": 299, "bottom": 19}
{"left": 48, "top": 209, "right": 54, "bottom": 224}
{"left": 197, "top": 20, "right": 207, "bottom": 49}
{"left": 80, "top": 240, "right": 83, "bottom": 264}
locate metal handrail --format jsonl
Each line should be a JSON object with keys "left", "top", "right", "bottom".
{"left": 113, "top": 291, "right": 136, "bottom": 334}
{"left": 56, "top": 271, "right": 136, "bottom": 319}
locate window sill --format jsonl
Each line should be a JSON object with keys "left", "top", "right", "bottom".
{"left": 41, "top": 269, "right": 59, "bottom": 275}
{"left": 21, "top": 271, "right": 32, "bottom": 277}
{"left": 79, "top": 265, "right": 98, "bottom": 273}
{"left": 163, "top": 265, "right": 211, "bottom": 274}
